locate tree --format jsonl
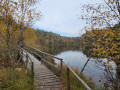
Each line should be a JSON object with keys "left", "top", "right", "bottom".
{"left": 0, "top": 0, "right": 41, "bottom": 67}
{"left": 80, "top": 0, "right": 120, "bottom": 28}
{"left": 16, "top": 0, "right": 41, "bottom": 47}
{"left": 79, "top": 0, "right": 120, "bottom": 89}
{"left": 0, "top": 0, "right": 20, "bottom": 62}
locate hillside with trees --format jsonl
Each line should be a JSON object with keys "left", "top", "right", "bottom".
{"left": 34, "top": 29, "right": 81, "bottom": 54}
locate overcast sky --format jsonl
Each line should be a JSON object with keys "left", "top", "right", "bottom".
{"left": 33, "top": 0, "right": 104, "bottom": 37}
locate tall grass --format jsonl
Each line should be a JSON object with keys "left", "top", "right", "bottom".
{"left": 0, "top": 66, "right": 34, "bottom": 90}
{"left": 60, "top": 66, "right": 95, "bottom": 90}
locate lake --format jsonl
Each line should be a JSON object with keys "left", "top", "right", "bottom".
{"left": 54, "top": 49, "right": 116, "bottom": 85}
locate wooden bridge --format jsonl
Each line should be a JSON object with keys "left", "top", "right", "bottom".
{"left": 19, "top": 46, "right": 92, "bottom": 90}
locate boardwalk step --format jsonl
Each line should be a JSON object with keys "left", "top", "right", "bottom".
{"left": 36, "top": 78, "right": 61, "bottom": 82}
{"left": 38, "top": 85, "right": 64, "bottom": 88}
{"left": 37, "top": 87, "right": 61, "bottom": 90}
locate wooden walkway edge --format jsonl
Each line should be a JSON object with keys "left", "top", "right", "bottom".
{"left": 22, "top": 50, "right": 63, "bottom": 90}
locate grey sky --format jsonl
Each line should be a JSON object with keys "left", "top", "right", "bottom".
{"left": 33, "top": 0, "right": 104, "bottom": 37}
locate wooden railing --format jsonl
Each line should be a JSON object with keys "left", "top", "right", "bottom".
{"left": 27, "top": 46, "right": 63, "bottom": 76}
{"left": 27, "top": 46, "right": 92, "bottom": 90}
{"left": 19, "top": 47, "right": 34, "bottom": 75}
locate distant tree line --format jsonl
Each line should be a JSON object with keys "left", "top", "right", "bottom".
{"left": 34, "top": 29, "right": 82, "bottom": 53}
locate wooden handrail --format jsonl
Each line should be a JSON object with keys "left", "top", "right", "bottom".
{"left": 19, "top": 47, "right": 34, "bottom": 75}
{"left": 20, "top": 47, "right": 32, "bottom": 62}
{"left": 28, "top": 46, "right": 63, "bottom": 61}
{"left": 32, "top": 51, "right": 60, "bottom": 71}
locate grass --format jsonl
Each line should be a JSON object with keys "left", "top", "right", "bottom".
{"left": 0, "top": 66, "right": 34, "bottom": 90}
{"left": 60, "top": 66, "right": 95, "bottom": 90}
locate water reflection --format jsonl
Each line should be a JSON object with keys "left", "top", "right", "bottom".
{"left": 54, "top": 50, "right": 116, "bottom": 85}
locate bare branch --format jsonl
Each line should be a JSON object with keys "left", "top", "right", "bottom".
{"left": 104, "top": 0, "right": 120, "bottom": 22}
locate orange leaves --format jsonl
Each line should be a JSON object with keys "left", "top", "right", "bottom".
{"left": 82, "top": 24, "right": 120, "bottom": 65}
{"left": 23, "top": 27, "right": 37, "bottom": 46}
{"left": 14, "top": 2, "right": 17, "bottom": 5}
{"left": 108, "top": 0, "right": 115, "bottom": 4}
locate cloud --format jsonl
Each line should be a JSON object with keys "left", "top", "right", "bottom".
{"left": 33, "top": 0, "right": 104, "bottom": 37}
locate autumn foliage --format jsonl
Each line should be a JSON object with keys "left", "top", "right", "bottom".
{"left": 81, "top": 24, "right": 120, "bottom": 89}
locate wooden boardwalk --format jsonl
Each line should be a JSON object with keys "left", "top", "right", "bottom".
{"left": 22, "top": 50, "right": 63, "bottom": 90}
{"left": 21, "top": 47, "right": 92, "bottom": 90}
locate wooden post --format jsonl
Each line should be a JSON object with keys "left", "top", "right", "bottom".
{"left": 26, "top": 54, "right": 28, "bottom": 67}
{"left": 67, "top": 67, "right": 70, "bottom": 90}
{"left": 21, "top": 49, "right": 23, "bottom": 63}
{"left": 31, "top": 62, "right": 34, "bottom": 75}
{"left": 60, "top": 60, "right": 63, "bottom": 77}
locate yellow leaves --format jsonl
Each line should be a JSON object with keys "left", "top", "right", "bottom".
{"left": 23, "top": 27, "right": 37, "bottom": 46}
{"left": 107, "top": 60, "right": 109, "bottom": 64}
{"left": 97, "top": 44, "right": 100, "bottom": 48}
{"left": 108, "top": 0, "right": 115, "bottom": 4}
{"left": 108, "top": 65, "right": 112, "bottom": 69}
{"left": 114, "top": 67, "right": 116, "bottom": 70}
{"left": 82, "top": 25, "right": 120, "bottom": 64}
{"left": 14, "top": 2, "right": 17, "bottom": 5}
{"left": 113, "top": 6, "right": 116, "bottom": 9}
{"left": 104, "top": 62, "right": 106, "bottom": 65}
{"left": 40, "top": 86, "right": 44, "bottom": 88}
{"left": 15, "top": 68, "right": 22, "bottom": 72}
{"left": 26, "top": 70, "right": 28, "bottom": 73}
{"left": 102, "top": 51, "right": 106, "bottom": 54}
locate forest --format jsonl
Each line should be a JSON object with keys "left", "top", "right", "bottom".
{"left": 0, "top": 0, "right": 82, "bottom": 89}
{"left": 0, "top": 0, "right": 120, "bottom": 89}
{"left": 34, "top": 29, "right": 81, "bottom": 53}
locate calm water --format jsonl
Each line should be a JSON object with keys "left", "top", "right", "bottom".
{"left": 54, "top": 50, "right": 116, "bottom": 84}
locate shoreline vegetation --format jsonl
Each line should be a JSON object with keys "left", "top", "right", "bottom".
{"left": 60, "top": 65, "right": 95, "bottom": 90}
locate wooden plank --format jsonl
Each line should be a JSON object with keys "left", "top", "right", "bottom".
{"left": 38, "top": 82, "right": 62, "bottom": 85}
{"left": 38, "top": 80, "right": 61, "bottom": 83}
{"left": 39, "top": 84, "right": 62, "bottom": 86}
{"left": 38, "top": 74, "right": 56, "bottom": 77}
{"left": 36, "top": 78, "right": 61, "bottom": 81}
{"left": 36, "top": 73, "right": 54, "bottom": 75}
{"left": 37, "top": 77, "right": 57, "bottom": 80}
{"left": 38, "top": 87, "right": 60, "bottom": 90}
